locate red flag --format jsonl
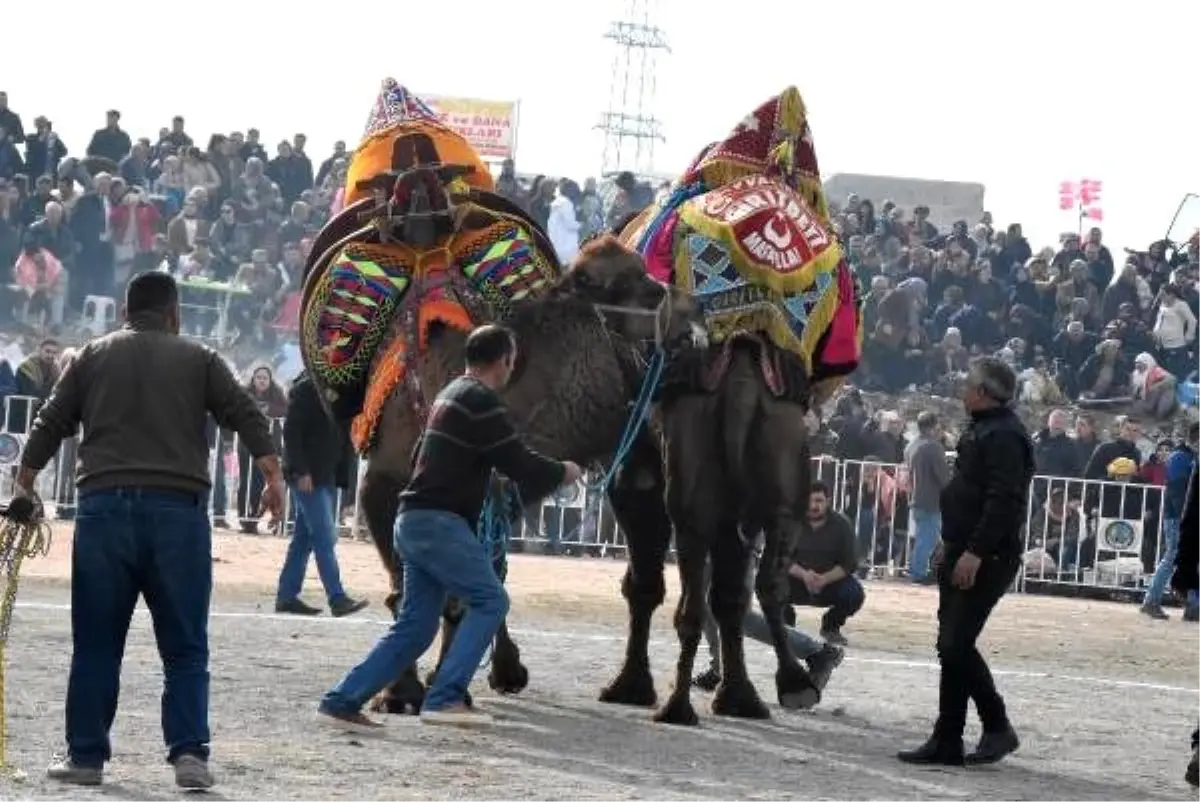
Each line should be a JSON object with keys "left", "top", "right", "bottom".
{"left": 1079, "top": 178, "right": 1103, "bottom": 206}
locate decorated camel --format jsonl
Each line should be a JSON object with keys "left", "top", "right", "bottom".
{"left": 603, "top": 86, "right": 862, "bottom": 724}
{"left": 299, "top": 79, "right": 705, "bottom": 713}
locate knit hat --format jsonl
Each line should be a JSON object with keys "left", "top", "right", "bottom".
{"left": 1107, "top": 457, "right": 1137, "bottom": 477}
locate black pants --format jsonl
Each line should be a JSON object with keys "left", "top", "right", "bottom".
{"left": 934, "top": 549, "right": 1019, "bottom": 742}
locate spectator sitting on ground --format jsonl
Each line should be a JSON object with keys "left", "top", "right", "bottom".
{"left": 787, "top": 482, "right": 866, "bottom": 646}
{"left": 1130, "top": 352, "right": 1178, "bottom": 420}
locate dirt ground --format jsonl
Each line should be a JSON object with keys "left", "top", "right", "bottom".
{"left": 0, "top": 525, "right": 1196, "bottom": 800}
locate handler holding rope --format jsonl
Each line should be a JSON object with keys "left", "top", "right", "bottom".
{"left": 318, "top": 324, "right": 580, "bottom": 730}
{"left": 15, "top": 272, "right": 284, "bottom": 790}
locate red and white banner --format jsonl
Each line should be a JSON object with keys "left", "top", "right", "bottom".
{"left": 1059, "top": 178, "right": 1104, "bottom": 222}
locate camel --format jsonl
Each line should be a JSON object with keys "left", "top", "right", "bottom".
{"left": 602, "top": 86, "right": 863, "bottom": 725}
{"left": 301, "top": 79, "right": 707, "bottom": 715}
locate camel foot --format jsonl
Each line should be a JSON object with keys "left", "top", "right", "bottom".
{"left": 488, "top": 658, "right": 529, "bottom": 695}
{"left": 712, "top": 675, "right": 771, "bottom": 719}
{"left": 599, "top": 663, "right": 657, "bottom": 708}
{"left": 369, "top": 668, "right": 426, "bottom": 716}
{"left": 776, "top": 660, "right": 820, "bottom": 711}
{"left": 653, "top": 688, "right": 699, "bottom": 726}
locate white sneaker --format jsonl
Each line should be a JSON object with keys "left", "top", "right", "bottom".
{"left": 46, "top": 757, "right": 102, "bottom": 786}
{"left": 315, "top": 706, "right": 387, "bottom": 737}
{"left": 420, "top": 704, "right": 494, "bottom": 727}
{"left": 174, "top": 754, "right": 214, "bottom": 789}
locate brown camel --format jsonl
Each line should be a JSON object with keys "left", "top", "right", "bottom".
{"left": 354, "top": 236, "right": 706, "bottom": 714}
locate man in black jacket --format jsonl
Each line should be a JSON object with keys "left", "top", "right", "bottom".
{"left": 898, "top": 357, "right": 1034, "bottom": 767}
{"left": 274, "top": 372, "right": 368, "bottom": 617}
{"left": 1172, "top": 466, "right": 1198, "bottom": 787}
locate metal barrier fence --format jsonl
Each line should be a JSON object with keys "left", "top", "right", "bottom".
{"left": 0, "top": 395, "right": 1176, "bottom": 599}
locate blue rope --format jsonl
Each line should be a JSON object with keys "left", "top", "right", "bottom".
{"left": 586, "top": 347, "right": 667, "bottom": 497}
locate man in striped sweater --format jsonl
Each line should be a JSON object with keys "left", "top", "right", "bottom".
{"left": 317, "top": 324, "right": 580, "bottom": 730}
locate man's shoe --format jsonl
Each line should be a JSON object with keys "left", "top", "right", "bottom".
{"left": 966, "top": 726, "right": 1020, "bottom": 765}
{"left": 806, "top": 644, "right": 845, "bottom": 692}
{"left": 821, "top": 627, "right": 849, "bottom": 647}
{"left": 46, "top": 757, "right": 102, "bottom": 786}
{"left": 421, "top": 704, "right": 494, "bottom": 727}
{"left": 897, "top": 737, "right": 965, "bottom": 766}
{"left": 330, "top": 596, "right": 370, "bottom": 618}
{"left": 316, "top": 705, "right": 386, "bottom": 737}
{"left": 1140, "top": 603, "right": 1170, "bottom": 621}
{"left": 692, "top": 666, "right": 720, "bottom": 692}
{"left": 173, "top": 754, "right": 214, "bottom": 789}
{"left": 1186, "top": 745, "right": 1198, "bottom": 787}
{"left": 276, "top": 598, "right": 321, "bottom": 616}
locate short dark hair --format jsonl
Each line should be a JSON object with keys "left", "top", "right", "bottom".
{"left": 969, "top": 356, "right": 1017, "bottom": 404}
{"left": 464, "top": 324, "right": 515, "bottom": 368}
{"left": 810, "top": 481, "right": 830, "bottom": 498}
{"left": 917, "top": 411, "right": 938, "bottom": 434}
{"left": 126, "top": 272, "right": 179, "bottom": 316}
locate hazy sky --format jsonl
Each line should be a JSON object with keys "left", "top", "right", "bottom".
{"left": 5, "top": 0, "right": 1196, "bottom": 250}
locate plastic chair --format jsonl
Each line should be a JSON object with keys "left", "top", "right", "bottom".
{"left": 81, "top": 295, "right": 118, "bottom": 337}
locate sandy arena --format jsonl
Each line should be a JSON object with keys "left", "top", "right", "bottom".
{"left": 0, "top": 526, "right": 1195, "bottom": 800}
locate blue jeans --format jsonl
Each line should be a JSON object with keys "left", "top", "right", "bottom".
{"left": 790, "top": 575, "right": 867, "bottom": 632}
{"left": 321, "top": 509, "right": 509, "bottom": 713}
{"left": 1145, "top": 518, "right": 1199, "bottom": 608}
{"left": 276, "top": 484, "right": 347, "bottom": 605}
{"left": 909, "top": 509, "right": 942, "bottom": 580}
{"left": 67, "top": 488, "right": 212, "bottom": 766}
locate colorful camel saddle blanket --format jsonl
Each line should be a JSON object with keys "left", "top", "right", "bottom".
{"left": 301, "top": 212, "right": 558, "bottom": 451}
{"left": 627, "top": 174, "right": 860, "bottom": 381}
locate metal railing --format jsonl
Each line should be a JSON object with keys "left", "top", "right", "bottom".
{"left": 0, "top": 394, "right": 1178, "bottom": 599}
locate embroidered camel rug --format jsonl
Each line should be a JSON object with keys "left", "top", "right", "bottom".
{"left": 300, "top": 79, "right": 560, "bottom": 452}
{"left": 621, "top": 86, "right": 861, "bottom": 399}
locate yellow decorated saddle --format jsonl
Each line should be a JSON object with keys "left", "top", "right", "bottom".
{"left": 620, "top": 87, "right": 861, "bottom": 398}
{"left": 300, "top": 79, "right": 561, "bottom": 452}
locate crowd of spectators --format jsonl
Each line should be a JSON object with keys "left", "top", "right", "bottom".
{"left": 838, "top": 197, "right": 1198, "bottom": 422}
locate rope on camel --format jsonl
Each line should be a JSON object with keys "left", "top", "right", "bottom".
{"left": 0, "top": 495, "right": 53, "bottom": 778}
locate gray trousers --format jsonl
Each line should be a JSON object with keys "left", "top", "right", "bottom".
{"left": 701, "top": 533, "right": 822, "bottom": 669}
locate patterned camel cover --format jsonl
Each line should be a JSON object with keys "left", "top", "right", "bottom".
{"left": 299, "top": 79, "right": 561, "bottom": 452}
{"left": 620, "top": 86, "right": 861, "bottom": 399}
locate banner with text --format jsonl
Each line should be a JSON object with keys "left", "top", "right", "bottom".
{"left": 419, "top": 94, "right": 518, "bottom": 160}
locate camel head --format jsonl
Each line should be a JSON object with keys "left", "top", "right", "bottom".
{"left": 553, "top": 234, "right": 708, "bottom": 351}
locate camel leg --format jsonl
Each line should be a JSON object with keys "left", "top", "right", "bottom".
{"left": 600, "top": 434, "right": 670, "bottom": 708}
{"left": 488, "top": 496, "right": 529, "bottom": 694}
{"left": 710, "top": 524, "right": 771, "bottom": 719}
{"left": 755, "top": 399, "right": 819, "bottom": 710}
{"left": 654, "top": 397, "right": 722, "bottom": 726}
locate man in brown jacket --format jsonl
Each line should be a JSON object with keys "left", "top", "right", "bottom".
{"left": 15, "top": 271, "right": 284, "bottom": 791}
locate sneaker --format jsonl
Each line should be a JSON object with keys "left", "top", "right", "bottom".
{"left": 821, "top": 628, "right": 849, "bottom": 647}
{"left": 692, "top": 666, "right": 721, "bottom": 692}
{"left": 1140, "top": 604, "right": 1170, "bottom": 621}
{"left": 275, "top": 598, "right": 322, "bottom": 616}
{"left": 46, "top": 757, "right": 102, "bottom": 786}
{"left": 330, "top": 596, "right": 370, "bottom": 618}
{"left": 420, "top": 704, "right": 494, "bottom": 727}
{"left": 806, "top": 644, "right": 845, "bottom": 692}
{"left": 173, "top": 754, "right": 214, "bottom": 790}
{"left": 316, "top": 705, "right": 386, "bottom": 737}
